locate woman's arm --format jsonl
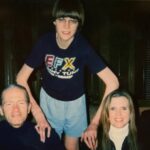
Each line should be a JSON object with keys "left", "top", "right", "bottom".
{"left": 16, "top": 64, "right": 51, "bottom": 142}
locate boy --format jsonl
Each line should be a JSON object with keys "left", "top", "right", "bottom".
{"left": 16, "top": 0, "right": 119, "bottom": 149}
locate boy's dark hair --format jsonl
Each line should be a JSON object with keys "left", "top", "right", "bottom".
{"left": 0, "top": 83, "right": 30, "bottom": 105}
{"left": 52, "top": 0, "right": 85, "bottom": 28}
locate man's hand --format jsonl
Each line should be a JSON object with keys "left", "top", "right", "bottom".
{"left": 81, "top": 123, "right": 98, "bottom": 150}
{"left": 34, "top": 113, "right": 51, "bottom": 143}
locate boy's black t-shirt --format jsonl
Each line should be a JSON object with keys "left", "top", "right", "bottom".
{"left": 26, "top": 31, "right": 106, "bottom": 101}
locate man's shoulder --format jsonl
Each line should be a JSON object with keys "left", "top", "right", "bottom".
{"left": 23, "top": 121, "right": 36, "bottom": 131}
{"left": 0, "top": 120, "right": 10, "bottom": 139}
{"left": 0, "top": 120, "right": 8, "bottom": 128}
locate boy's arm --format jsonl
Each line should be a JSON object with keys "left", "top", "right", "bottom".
{"left": 16, "top": 64, "right": 51, "bottom": 142}
{"left": 81, "top": 67, "right": 119, "bottom": 150}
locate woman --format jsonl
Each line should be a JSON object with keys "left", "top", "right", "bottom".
{"left": 100, "top": 89, "right": 138, "bottom": 150}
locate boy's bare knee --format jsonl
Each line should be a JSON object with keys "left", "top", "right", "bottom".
{"left": 64, "top": 136, "right": 79, "bottom": 150}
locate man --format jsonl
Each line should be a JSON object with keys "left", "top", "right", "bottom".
{"left": 0, "top": 84, "right": 65, "bottom": 150}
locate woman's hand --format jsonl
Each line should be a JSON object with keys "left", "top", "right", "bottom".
{"left": 81, "top": 123, "right": 98, "bottom": 150}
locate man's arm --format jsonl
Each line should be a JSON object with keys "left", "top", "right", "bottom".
{"left": 81, "top": 67, "right": 119, "bottom": 150}
{"left": 16, "top": 64, "right": 51, "bottom": 142}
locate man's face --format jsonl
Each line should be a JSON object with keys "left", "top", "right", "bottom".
{"left": 1, "top": 87, "right": 30, "bottom": 128}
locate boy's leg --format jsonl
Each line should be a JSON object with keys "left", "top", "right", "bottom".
{"left": 40, "top": 88, "right": 64, "bottom": 137}
{"left": 40, "top": 89, "right": 88, "bottom": 149}
{"left": 64, "top": 135, "right": 79, "bottom": 150}
{"left": 64, "top": 95, "right": 87, "bottom": 150}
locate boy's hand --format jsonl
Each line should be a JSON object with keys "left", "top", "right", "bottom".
{"left": 81, "top": 123, "right": 98, "bottom": 150}
{"left": 35, "top": 114, "right": 51, "bottom": 143}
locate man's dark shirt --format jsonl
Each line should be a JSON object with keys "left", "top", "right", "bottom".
{"left": 0, "top": 120, "right": 65, "bottom": 150}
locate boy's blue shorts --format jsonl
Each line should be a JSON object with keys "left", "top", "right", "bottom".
{"left": 40, "top": 88, "right": 88, "bottom": 138}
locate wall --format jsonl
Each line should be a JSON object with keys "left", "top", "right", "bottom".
{"left": 0, "top": 0, "right": 150, "bottom": 118}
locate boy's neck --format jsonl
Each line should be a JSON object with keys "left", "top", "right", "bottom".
{"left": 56, "top": 34, "right": 74, "bottom": 49}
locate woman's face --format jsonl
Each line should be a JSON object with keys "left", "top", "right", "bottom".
{"left": 108, "top": 96, "right": 130, "bottom": 128}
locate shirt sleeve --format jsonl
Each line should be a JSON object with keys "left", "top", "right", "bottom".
{"left": 25, "top": 36, "right": 47, "bottom": 68}
{"left": 85, "top": 45, "right": 107, "bottom": 74}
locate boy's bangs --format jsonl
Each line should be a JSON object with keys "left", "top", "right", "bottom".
{"left": 56, "top": 10, "right": 81, "bottom": 21}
